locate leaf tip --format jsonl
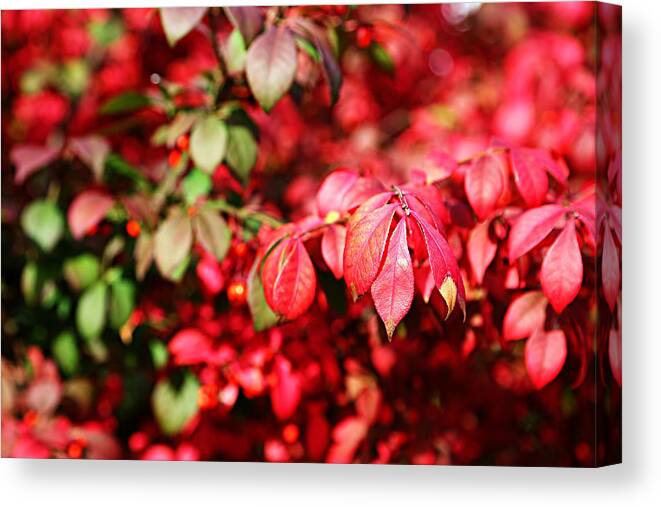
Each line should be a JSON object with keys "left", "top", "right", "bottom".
{"left": 439, "top": 276, "right": 457, "bottom": 318}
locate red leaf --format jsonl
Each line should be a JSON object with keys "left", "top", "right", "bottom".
{"left": 464, "top": 154, "right": 504, "bottom": 220}
{"left": 525, "top": 329, "right": 567, "bottom": 389}
{"left": 168, "top": 328, "right": 214, "bottom": 365}
{"left": 370, "top": 219, "right": 414, "bottom": 339}
{"left": 11, "top": 144, "right": 60, "bottom": 184}
{"left": 414, "top": 263, "right": 435, "bottom": 303}
{"left": 321, "top": 224, "right": 346, "bottom": 279}
{"left": 541, "top": 219, "right": 583, "bottom": 313}
{"left": 270, "top": 355, "right": 301, "bottom": 420}
{"left": 411, "top": 211, "right": 466, "bottom": 319}
{"left": 608, "top": 327, "right": 622, "bottom": 386}
{"left": 510, "top": 147, "right": 549, "bottom": 207}
{"left": 503, "top": 291, "right": 548, "bottom": 341}
{"left": 316, "top": 170, "right": 358, "bottom": 217}
{"left": 305, "top": 414, "right": 330, "bottom": 461}
{"left": 467, "top": 220, "right": 496, "bottom": 284}
{"left": 68, "top": 190, "right": 114, "bottom": 240}
{"left": 344, "top": 197, "right": 397, "bottom": 300}
{"left": 508, "top": 204, "right": 566, "bottom": 261}
{"left": 602, "top": 225, "right": 620, "bottom": 311}
{"left": 263, "top": 238, "right": 316, "bottom": 320}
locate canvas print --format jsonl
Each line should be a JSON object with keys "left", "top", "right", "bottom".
{"left": 1, "top": 3, "right": 621, "bottom": 466}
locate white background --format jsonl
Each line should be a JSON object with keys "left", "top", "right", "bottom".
{"left": 1, "top": 0, "right": 659, "bottom": 505}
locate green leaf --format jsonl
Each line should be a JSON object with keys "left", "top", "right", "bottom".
{"left": 370, "top": 43, "right": 395, "bottom": 74}
{"left": 21, "top": 262, "right": 40, "bottom": 306}
{"left": 190, "top": 115, "right": 228, "bottom": 174}
{"left": 57, "top": 59, "right": 90, "bottom": 96}
{"left": 226, "top": 125, "right": 257, "bottom": 183}
{"left": 63, "top": 254, "right": 100, "bottom": 292}
{"left": 182, "top": 168, "right": 212, "bottom": 205}
{"left": 52, "top": 331, "right": 80, "bottom": 377}
{"left": 89, "top": 17, "right": 124, "bottom": 46}
{"left": 76, "top": 281, "right": 108, "bottom": 341}
{"left": 152, "top": 373, "right": 200, "bottom": 436}
{"left": 159, "top": 7, "right": 207, "bottom": 47}
{"left": 149, "top": 339, "right": 169, "bottom": 370}
{"left": 296, "top": 36, "right": 321, "bottom": 62}
{"left": 100, "top": 92, "right": 151, "bottom": 115}
{"left": 109, "top": 278, "right": 135, "bottom": 329}
{"left": 193, "top": 207, "right": 231, "bottom": 261}
{"left": 223, "top": 29, "right": 247, "bottom": 75}
{"left": 154, "top": 208, "right": 193, "bottom": 280}
{"left": 247, "top": 257, "right": 278, "bottom": 331}
{"left": 246, "top": 26, "right": 297, "bottom": 111}
{"left": 21, "top": 200, "right": 64, "bottom": 252}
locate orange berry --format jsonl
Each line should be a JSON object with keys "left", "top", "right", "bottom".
{"left": 168, "top": 149, "right": 182, "bottom": 168}
{"left": 198, "top": 384, "right": 219, "bottom": 410}
{"left": 176, "top": 134, "right": 189, "bottom": 151}
{"left": 126, "top": 219, "right": 141, "bottom": 238}
{"left": 187, "top": 206, "right": 198, "bottom": 217}
{"left": 23, "top": 410, "right": 38, "bottom": 427}
{"left": 282, "top": 423, "right": 299, "bottom": 444}
{"left": 227, "top": 280, "right": 247, "bottom": 305}
{"left": 67, "top": 439, "right": 86, "bottom": 459}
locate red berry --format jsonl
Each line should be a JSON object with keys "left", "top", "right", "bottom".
{"left": 232, "top": 242, "right": 248, "bottom": 258}
{"left": 356, "top": 26, "right": 372, "bottom": 48}
{"left": 282, "top": 423, "right": 299, "bottom": 444}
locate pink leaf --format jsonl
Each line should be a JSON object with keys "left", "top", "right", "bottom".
{"left": 340, "top": 177, "right": 386, "bottom": 212}
{"left": 270, "top": 355, "right": 302, "bottom": 420}
{"left": 601, "top": 225, "right": 620, "bottom": 311}
{"left": 321, "top": 224, "right": 346, "bottom": 279}
{"left": 608, "top": 327, "right": 622, "bottom": 386}
{"left": 525, "top": 329, "right": 567, "bottom": 389}
{"left": 414, "top": 263, "right": 435, "bottom": 303}
{"left": 467, "top": 220, "right": 496, "bottom": 284}
{"left": 510, "top": 147, "right": 549, "bottom": 207}
{"left": 11, "top": 144, "right": 60, "bottom": 184}
{"left": 370, "top": 219, "right": 414, "bottom": 339}
{"left": 464, "top": 154, "right": 504, "bottom": 220}
{"left": 411, "top": 211, "right": 466, "bottom": 319}
{"left": 508, "top": 204, "right": 566, "bottom": 261}
{"left": 316, "top": 170, "right": 358, "bottom": 217}
{"left": 503, "top": 291, "right": 548, "bottom": 341}
{"left": 344, "top": 197, "right": 397, "bottom": 300}
{"left": 69, "top": 136, "right": 110, "bottom": 181}
{"left": 68, "top": 190, "right": 114, "bottom": 240}
{"left": 326, "top": 416, "right": 368, "bottom": 464}
{"left": 168, "top": 328, "right": 214, "bottom": 365}
{"left": 541, "top": 219, "right": 583, "bottom": 313}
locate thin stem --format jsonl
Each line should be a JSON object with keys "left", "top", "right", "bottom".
{"left": 207, "top": 199, "right": 284, "bottom": 228}
{"left": 392, "top": 185, "right": 411, "bottom": 215}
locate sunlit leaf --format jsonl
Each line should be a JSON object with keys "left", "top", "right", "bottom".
{"left": 76, "top": 281, "right": 108, "bottom": 341}
{"left": 190, "top": 115, "right": 228, "bottom": 174}
{"left": 159, "top": 7, "right": 207, "bottom": 47}
{"left": 152, "top": 373, "right": 200, "bottom": 436}
{"left": 246, "top": 25, "right": 297, "bottom": 111}
{"left": 154, "top": 208, "right": 193, "bottom": 280}
{"left": 21, "top": 200, "right": 65, "bottom": 252}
